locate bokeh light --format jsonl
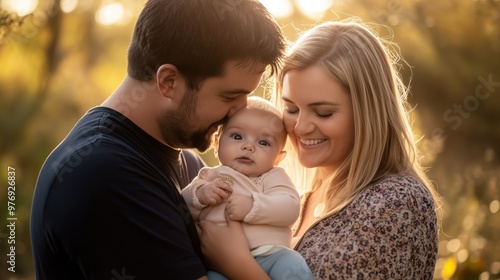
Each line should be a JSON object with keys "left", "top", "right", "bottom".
{"left": 1, "top": 0, "right": 38, "bottom": 16}
{"left": 259, "top": 0, "right": 294, "bottom": 19}
{"left": 295, "top": 0, "right": 333, "bottom": 19}
{"left": 60, "top": 0, "right": 78, "bottom": 13}
{"left": 95, "top": 2, "right": 125, "bottom": 26}
{"left": 490, "top": 200, "right": 499, "bottom": 214}
{"left": 447, "top": 239, "right": 461, "bottom": 253}
{"left": 442, "top": 257, "right": 457, "bottom": 279}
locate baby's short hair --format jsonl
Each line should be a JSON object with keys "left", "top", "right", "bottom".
{"left": 246, "top": 96, "right": 282, "bottom": 119}
{"left": 245, "top": 96, "right": 287, "bottom": 148}
{"left": 216, "top": 95, "right": 287, "bottom": 149}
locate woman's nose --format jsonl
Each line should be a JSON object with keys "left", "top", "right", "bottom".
{"left": 293, "top": 113, "right": 314, "bottom": 135}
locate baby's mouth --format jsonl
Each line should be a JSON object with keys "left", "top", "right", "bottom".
{"left": 236, "top": 156, "right": 253, "bottom": 163}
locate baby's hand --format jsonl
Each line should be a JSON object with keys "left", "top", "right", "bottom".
{"left": 197, "top": 181, "right": 233, "bottom": 206}
{"left": 226, "top": 194, "right": 253, "bottom": 221}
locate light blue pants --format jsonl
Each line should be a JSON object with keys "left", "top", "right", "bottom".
{"left": 207, "top": 247, "right": 313, "bottom": 280}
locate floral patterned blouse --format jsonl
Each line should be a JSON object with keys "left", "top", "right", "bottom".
{"left": 294, "top": 175, "right": 438, "bottom": 279}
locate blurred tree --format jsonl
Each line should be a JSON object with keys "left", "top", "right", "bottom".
{"left": 0, "top": 0, "right": 131, "bottom": 277}
{"left": 1, "top": 1, "right": 61, "bottom": 155}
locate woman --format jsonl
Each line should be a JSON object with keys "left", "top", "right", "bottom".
{"left": 200, "top": 20, "right": 441, "bottom": 279}
{"left": 272, "top": 20, "right": 441, "bottom": 279}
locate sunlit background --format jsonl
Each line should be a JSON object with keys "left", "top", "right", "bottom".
{"left": 1, "top": 0, "right": 499, "bottom": 279}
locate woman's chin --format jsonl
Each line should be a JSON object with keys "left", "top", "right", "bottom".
{"left": 298, "top": 157, "right": 320, "bottom": 169}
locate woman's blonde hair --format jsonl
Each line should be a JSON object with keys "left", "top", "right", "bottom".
{"left": 273, "top": 20, "right": 441, "bottom": 216}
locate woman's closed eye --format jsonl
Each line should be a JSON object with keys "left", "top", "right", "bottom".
{"left": 284, "top": 105, "right": 299, "bottom": 114}
{"left": 315, "top": 111, "right": 334, "bottom": 118}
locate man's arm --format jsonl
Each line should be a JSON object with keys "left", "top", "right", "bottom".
{"left": 46, "top": 149, "right": 207, "bottom": 279}
{"left": 199, "top": 211, "right": 271, "bottom": 280}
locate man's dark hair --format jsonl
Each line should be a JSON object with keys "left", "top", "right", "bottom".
{"left": 127, "top": 0, "right": 286, "bottom": 89}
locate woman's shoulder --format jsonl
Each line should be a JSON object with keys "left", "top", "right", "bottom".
{"left": 360, "top": 175, "right": 434, "bottom": 206}
{"left": 350, "top": 175, "right": 434, "bottom": 215}
{"left": 300, "top": 177, "right": 438, "bottom": 279}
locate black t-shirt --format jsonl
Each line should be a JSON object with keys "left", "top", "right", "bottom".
{"left": 30, "top": 107, "right": 207, "bottom": 279}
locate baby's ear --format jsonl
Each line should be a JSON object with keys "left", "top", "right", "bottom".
{"left": 213, "top": 132, "right": 221, "bottom": 157}
{"left": 274, "top": 150, "right": 287, "bottom": 166}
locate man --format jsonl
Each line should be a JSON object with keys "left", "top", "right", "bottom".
{"left": 30, "top": 0, "right": 285, "bottom": 279}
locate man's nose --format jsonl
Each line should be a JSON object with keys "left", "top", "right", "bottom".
{"left": 227, "top": 96, "right": 248, "bottom": 117}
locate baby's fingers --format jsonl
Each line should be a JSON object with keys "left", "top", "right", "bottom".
{"left": 216, "top": 182, "right": 233, "bottom": 198}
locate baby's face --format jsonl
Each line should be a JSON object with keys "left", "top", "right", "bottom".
{"left": 217, "top": 108, "right": 286, "bottom": 177}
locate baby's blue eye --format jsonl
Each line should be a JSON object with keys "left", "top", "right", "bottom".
{"left": 258, "top": 140, "right": 270, "bottom": 146}
{"left": 231, "top": 134, "right": 242, "bottom": 140}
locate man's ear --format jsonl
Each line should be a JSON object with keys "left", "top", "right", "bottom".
{"left": 156, "top": 64, "right": 180, "bottom": 99}
{"left": 274, "top": 150, "right": 287, "bottom": 166}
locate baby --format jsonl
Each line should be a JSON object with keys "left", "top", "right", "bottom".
{"left": 182, "top": 96, "right": 313, "bottom": 280}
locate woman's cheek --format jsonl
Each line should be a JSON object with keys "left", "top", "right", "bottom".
{"left": 283, "top": 116, "right": 298, "bottom": 147}
{"left": 283, "top": 115, "right": 295, "bottom": 134}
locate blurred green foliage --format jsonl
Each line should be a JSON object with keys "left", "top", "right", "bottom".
{"left": 0, "top": 0, "right": 499, "bottom": 279}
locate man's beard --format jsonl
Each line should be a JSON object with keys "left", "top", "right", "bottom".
{"left": 158, "top": 90, "right": 222, "bottom": 152}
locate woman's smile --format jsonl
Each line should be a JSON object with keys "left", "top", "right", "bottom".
{"left": 299, "top": 138, "right": 328, "bottom": 146}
